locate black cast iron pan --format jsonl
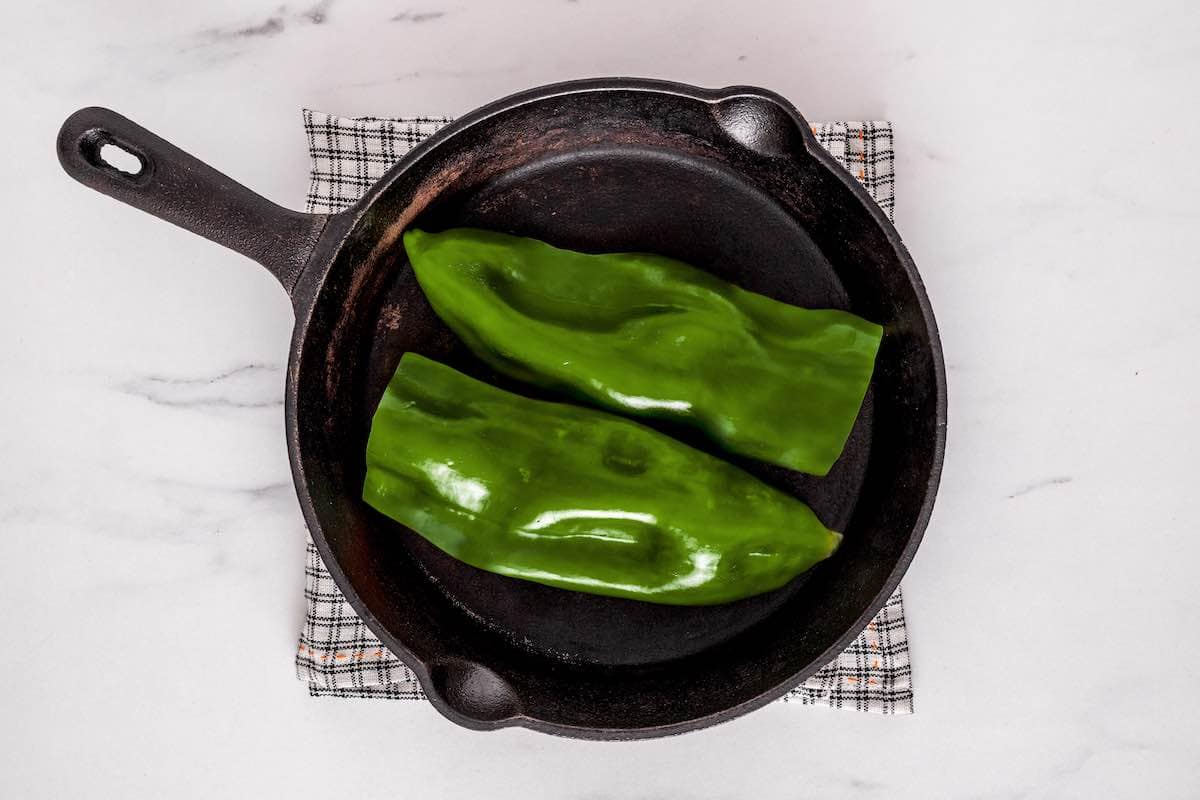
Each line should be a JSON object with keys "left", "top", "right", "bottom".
{"left": 57, "top": 78, "right": 946, "bottom": 738}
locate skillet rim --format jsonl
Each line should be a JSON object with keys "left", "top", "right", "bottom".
{"left": 285, "top": 77, "right": 947, "bottom": 738}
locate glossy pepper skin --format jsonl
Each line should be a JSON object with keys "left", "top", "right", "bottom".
{"left": 404, "top": 228, "right": 883, "bottom": 477}
{"left": 363, "top": 353, "right": 841, "bottom": 606}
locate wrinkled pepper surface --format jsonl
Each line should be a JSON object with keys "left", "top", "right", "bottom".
{"left": 363, "top": 353, "right": 841, "bottom": 605}
{"left": 404, "top": 228, "right": 884, "bottom": 476}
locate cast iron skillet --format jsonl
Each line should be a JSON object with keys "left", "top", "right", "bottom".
{"left": 57, "top": 78, "right": 946, "bottom": 738}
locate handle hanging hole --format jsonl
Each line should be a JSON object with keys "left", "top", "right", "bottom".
{"left": 98, "top": 142, "right": 144, "bottom": 176}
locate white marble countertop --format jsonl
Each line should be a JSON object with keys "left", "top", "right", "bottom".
{"left": 3, "top": 0, "right": 1199, "bottom": 796}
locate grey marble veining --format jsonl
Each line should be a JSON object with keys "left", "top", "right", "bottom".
{"left": 198, "top": 0, "right": 336, "bottom": 42}
{"left": 114, "top": 363, "right": 284, "bottom": 411}
{"left": 1005, "top": 476, "right": 1073, "bottom": 500}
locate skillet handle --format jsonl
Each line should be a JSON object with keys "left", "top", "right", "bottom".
{"left": 56, "top": 106, "right": 329, "bottom": 297}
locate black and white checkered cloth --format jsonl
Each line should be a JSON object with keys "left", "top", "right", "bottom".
{"left": 295, "top": 111, "right": 912, "bottom": 714}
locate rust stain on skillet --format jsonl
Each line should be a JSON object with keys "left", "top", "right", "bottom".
{"left": 377, "top": 303, "right": 404, "bottom": 332}
{"left": 322, "top": 155, "right": 471, "bottom": 406}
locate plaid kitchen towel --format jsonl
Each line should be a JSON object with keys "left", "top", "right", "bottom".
{"left": 295, "top": 111, "right": 912, "bottom": 714}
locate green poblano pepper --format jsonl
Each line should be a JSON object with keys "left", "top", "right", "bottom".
{"left": 404, "top": 228, "right": 883, "bottom": 477}
{"left": 363, "top": 353, "right": 841, "bottom": 606}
